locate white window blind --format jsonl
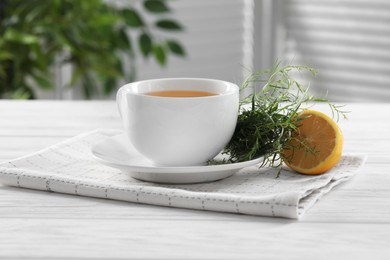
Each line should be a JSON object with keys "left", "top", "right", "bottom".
{"left": 281, "top": 0, "right": 390, "bottom": 102}
{"left": 136, "top": 0, "right": 254, "bottom": 85}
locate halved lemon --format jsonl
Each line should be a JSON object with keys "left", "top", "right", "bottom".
{"left": 283, "top": 109, "right": 343, "bottom": 175}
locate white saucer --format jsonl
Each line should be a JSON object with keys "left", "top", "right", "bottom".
{"left": 91, "top": 133, "right": 263, "bottom": 184}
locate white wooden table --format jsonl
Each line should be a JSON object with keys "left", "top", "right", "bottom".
{"left": 0, "top": 100, "right": 389, "bottom": 259}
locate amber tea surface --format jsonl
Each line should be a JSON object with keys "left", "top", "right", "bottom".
{"left": 145, "top": 90, "right": 218, "bottom": 97}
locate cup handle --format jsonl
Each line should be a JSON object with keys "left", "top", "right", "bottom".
{"left": 116, "top": 87, "right": 127, "bottom": 120}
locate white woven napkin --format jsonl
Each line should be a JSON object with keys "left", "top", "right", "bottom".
{"left": 0, "top": 129, "right": 366, "bottom": 219}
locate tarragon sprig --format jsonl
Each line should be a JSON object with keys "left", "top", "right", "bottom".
{"left": 221, "top": 61, "right": 347, "bottom": 168}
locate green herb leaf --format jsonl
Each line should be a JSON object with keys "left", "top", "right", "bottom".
{"left": 139, "top": 33, "right": 153, "bottom": 57}
{"left": 122, "top": 9, "right": 144, "bottom": 27}
{"left": 117, "top": 28, "right": 132, "bottom": 50}
{"left": 0, "top": 51, "right": 13, "bottom": 61}
{"left": 167, "top": 40, "right": 185, "bottom": 56}
{"left": 155, "top": 20, "right": 182, "bottom": 30}
{"left": 153, "top": 44, "right": 166, "bottom": 66}
{"left": 10, "top": 88, "right": 33, "bottom": 100}
{"left": 4, "top": 29, "right": 39, "bottom": 45}
{"left": 144, "top": 0, "right": 170, "bottom": 13}
{"left": 94, "top": 14, "right": 119, "bottom": 26}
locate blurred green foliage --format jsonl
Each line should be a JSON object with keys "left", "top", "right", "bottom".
{"left": 0, "top": 0, "right": 185, "bottom": 99}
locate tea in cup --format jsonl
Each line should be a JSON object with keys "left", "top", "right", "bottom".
{"left": 116, "top": 78, "right": 239, "bottom": 166}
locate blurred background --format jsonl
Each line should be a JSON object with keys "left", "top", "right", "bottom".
{"left": 1, "top": 0, "right": 389, "bottom": 101}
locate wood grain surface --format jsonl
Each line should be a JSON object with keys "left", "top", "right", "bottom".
{"left": 0, "top": 100, "right": 389, "bottom": 260}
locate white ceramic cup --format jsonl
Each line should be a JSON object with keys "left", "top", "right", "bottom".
{"left": 116, "top": 78, "right": 239, "bottom": 166}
